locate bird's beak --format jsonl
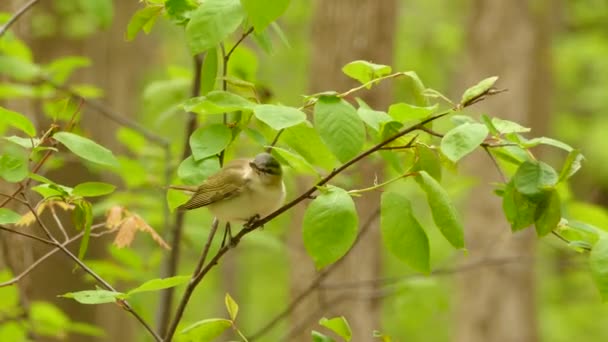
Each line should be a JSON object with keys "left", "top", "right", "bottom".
{"left": 249, "top": 162, "right": 259, "bottom": 171}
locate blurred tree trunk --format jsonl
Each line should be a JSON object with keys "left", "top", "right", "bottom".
{"left": 287, "top": 0, "right": 397, "bottom": 340}
{"left": 455, "top": 1, "right": 553, "bottom": 342}
{"left": 1, "top": 1, "right": 155, "bottom": 341}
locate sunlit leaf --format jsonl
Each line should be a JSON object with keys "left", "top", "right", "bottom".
{"left": 0, "top": 208, "right": 21, "bottom": 225}
{"left": 559, "top": 149, "right": 584, "bottom": 182}
{"left": 60, "top": 290, "right": 122, "bottom": 304}
{"left": 53, "top": 132, "right": 120, "bottom": 168}
{"left": 240, "top": 0, "right": 290, "bottom": 32}
{"left": 225, "top": 293, "right": 239, "bottom": 320}
{"left": 126, "top": 6, "right": 163, "bottom": 41}
{"left": 342, "top": 60, "right": 391, "bottom": 87}
{"left": 440, "top": 123, "right": 488, "bottom": 162}
{"left": 0, "top": 106, "right": 36, "bottom": 136}
{"left": 180, "top": 318, "right": 232, "bottom": 340}
{"left": 491, "top": 117, "right": 530, "bottom": 134}
{"left": 73, "top": 182, "right": 116, "bottom": 197}
{"left": 460, "top": 76, "right": 498, "bottom": 106}
{"left": 319, "top": 316, "right": 352, "bottom": 342}
{"left": 186, "top": 0, "right": 244, "bottom": 54}
{"left": 253, "top": 104, "right": 306, "bottom": 130}
{"left": 388, "top": 103, "right": 437, "bottom": 122}
{"left": 183, "top": 90, "right": 255, "bottom": 114}
{"left": 125, "top": 275, "right": 191, "bottom": 297}
{"left": 178, "top": 155, "right": 221, "bottom": 185}
{"left": 189, "top": 124, "right": 232, "bottom": 161}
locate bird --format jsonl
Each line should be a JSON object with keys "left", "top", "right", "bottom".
{"left": 176, "top": 152, "right": 286, "bottom": 242}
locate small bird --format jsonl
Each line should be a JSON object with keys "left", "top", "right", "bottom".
{"left": 177, "top": 152, "right": 286, "bottom": 232}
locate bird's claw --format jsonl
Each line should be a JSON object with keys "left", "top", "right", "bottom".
{"left": 244, "top": 214, "right": 262, "bottom": 229}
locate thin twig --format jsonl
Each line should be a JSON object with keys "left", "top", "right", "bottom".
{"left": 0, "top": 225, "right": 54, "bottom": 246}
{"left": 483, "top": 146, "right": 507, "bottom": 183}
{"left": 225, "top": 27, "right": 254, "bottom": 61}
{"left": 0, "top": 0, "right": 41, "bottom": 38}
{"left": 22, "top": 200, "right": 162, "bottom": 342}
{"left": 50, "top": 206, "right": 69, "bottom": 242}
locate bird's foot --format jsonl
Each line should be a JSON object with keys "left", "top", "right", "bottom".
{"left": 244, "top": 214, "right": 262, "bottom": 230}
{"left": 221, "top": 223, "right": 236, "bottom": 248}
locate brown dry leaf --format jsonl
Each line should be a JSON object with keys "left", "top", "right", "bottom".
{"left": 15, "top": 202, "right": 47, "bottom": 227}
{"left": 113, "top": 216, "right": 137, "bottom": 248}
{"left": 48, "top": 201, "right": 74, "bottom": 211}
{"left": 105, "top": 206, "right": 124, "bottom": 229}
{"left": 133, "top": 215, "right": 171, "bottom": 250}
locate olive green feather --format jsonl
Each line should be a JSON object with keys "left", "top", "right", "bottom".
{"left": 178, "top": 160, "right": 249, "bottom": 210}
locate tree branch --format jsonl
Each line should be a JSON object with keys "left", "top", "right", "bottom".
{"left": 156, "top": 53, "right": 204, "bottom": 335}
{"left": 0, "top": 0, "right": 41, "bottom": 38}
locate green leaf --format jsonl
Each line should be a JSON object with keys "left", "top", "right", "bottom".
{"left": 590, "top": 237, "right": 608, "bottom": 301}
{"left": 44, "top": 56, "right": 91, "bottom": 83}
{"left": 412, "top": 144, "right": 441, "bottom": 181}
{"left": 60, "top": 290, "right": 122, "bottom": 304}
{"left": 522, "top": 137, "right": 573, "bottom": 152}
{"left": 0, "top": 106, "right": 36, "bottom": 136}
{"left": 356, "top": 98, "right": 392, "bottom": 132}
{"left": 4, "top": 136, "right": 40, "bottom": 149}
{"left": 125, "top": 6, "right": 163, "bottom": 41}
{"left": 165, "top": 0, "right": 197, "bottom": 24}
{"left": 502, "top": 181, "right": 537, "bottom": 231}
{"left": 460, "top": 76, "right": 498, "bottom": 105}
{"left": 312, "top": 331, "right": 337, "bottom": 342}
{"left": 534, "top": 190, "right": 561, "bottom": 236}
{"left": 253, "top": 104, "right": 307, "bottom": 130}
{"left": 183, "top": 90, "right": 255, "bottom": 114}
{"left": 342, "top": 60, "right": 391, "bottom": 86}
{"left": 53, "top": 132, "right": 119, "bottom": 168}
{"left": 302, "top": 186, "right": 358, "bottom": 269}
{"left": 402, "top": 71, "right": 428, "bottom": 106}
{"left": 388, "top": 103, "right": 437, "bottom": 122}
{"left": 240, "top": 0, "right": 290, "bottom": 32}
{"left": 201, "top": 47, "right": 218, "bottom": 94}
{"left": 125, "top": 275, "right": 191, "bottom": 297}
{"left": 167, "top": 188, "right": 190, "bottom": 212}
{"left": 380, "top": 192, "right": 430, "bottom": 273}
{"left": 189, "top": 124, "right": 232, "bottom": 161}
{"left": 72, "top": 182, "right": 116, "bottom": 197}
{"left": 186, "top": 0, "right": 244, "bottom": 54}
{"left": 0, "top": 208, "right": 21, "bottom": 225}
{"left": 0, "top": 148, "right": 28, "bottom": 182}
{"left": 269, "top": 147, "right": 318, "bottom": 176}
{"left": 314, "top": 96, "right": 365, "bottom": 163}
{"left": 513, "top": 161, "right": 558, "bottom": 197}
{"left": 178, "top": 155, "right": 221, "bottom": 185}
{"left": 224, "top": 293, "right": 239, "bottom": 320}
{"left": 282, "top": 123, "right": 338, "bottom": 171}
{"left": 558, "top": 149, "right": 584, "bottom": 182}
{"left": 319, "top": 316, "right": 352, "bottom": 342}
{"left": 73, "top": 200, "right": 93, "bottom": 260}
{"left": 32, "top": 183, "right": 73, "bottom": 199}
{"left": 491, "top": 117, "right": 530, "bottom": 134}
{"left": 180, "top": 318, "right": 232, "bottom": 340}
{"left": 440, "top": 123, "right": 488, "bottom": 162}
{"left": 0, "top": 55, "right": 40, "bottom": 81}
{"left": 415, "top": 171, "right": 464, "bottom": 249}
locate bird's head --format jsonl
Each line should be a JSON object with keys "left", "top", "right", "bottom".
{"left": 249, "top": 152, "right": 282, "bottom": 177}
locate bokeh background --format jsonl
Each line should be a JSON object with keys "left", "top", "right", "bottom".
{"left": 1, "top": 0, "right": 608, "bottom": 341}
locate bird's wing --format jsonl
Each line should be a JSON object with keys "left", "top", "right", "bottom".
{"left": 178, "top": 160, "right": 249, "bottom": 210}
